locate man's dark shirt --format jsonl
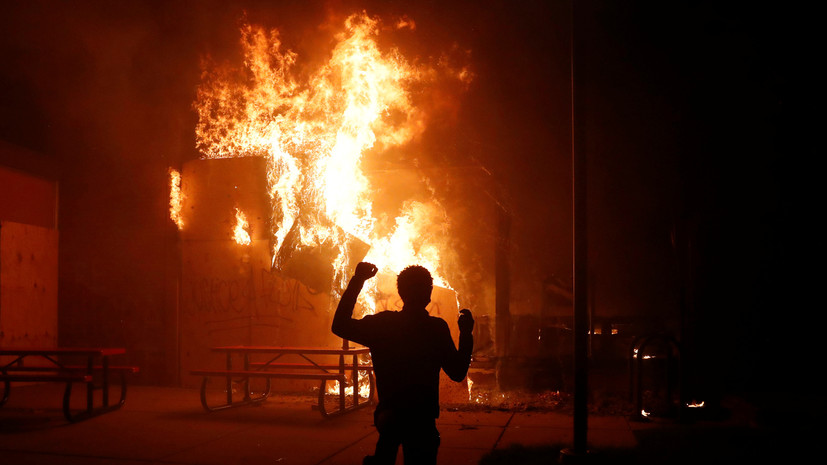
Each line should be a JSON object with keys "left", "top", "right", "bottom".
{"left": 332, "top": 279, "right": 473, "bottom": 419}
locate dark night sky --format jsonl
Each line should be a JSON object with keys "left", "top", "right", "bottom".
{"left": 1, "top": 1, "right": 821, "bottom": 395}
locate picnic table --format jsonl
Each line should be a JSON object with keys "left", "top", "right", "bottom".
{"left": 0, "top": 347, "right": 139, "bottom": 422}
{"left": 191, "top": 343, "right": 375, "bottom": 418}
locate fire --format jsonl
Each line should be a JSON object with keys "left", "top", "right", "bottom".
{"left": 169, "top": 168, "right": 184, "bottom": 229}
{"left": 328, "top": 377, "right": 372, "bottom": 399}
{"left": 363, "top": 201, "right": 450, "bottom": 288}
{"left": 195, "top": 12, "right": 470, "bottom": 309}
{"left": 233, "top": 208, "right": 252, "bottom": 246}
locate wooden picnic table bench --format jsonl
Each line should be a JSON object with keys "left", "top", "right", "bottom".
{"left": 0, "top": 347, "right": 139, "bottom": 422}
{"left": 191, "top": 344, "right": 375, "bottom": 418}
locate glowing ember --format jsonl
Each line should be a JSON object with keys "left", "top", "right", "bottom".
{"left": 641, "top": 409, "right": 650, "bottom": 417}
{"left": 633, "top": 348, "right": 657, "bottom": 359}
{"left": 686, "top": 400, "right": 705, "bottom": 408}
{"left": 169, "top": 168, "right": 184, "bottom": 229}
{"left": 233, "top": 208, "right": 252, "bottom": 246}
{"left": 195, "top": 12, "right": 470, "bottom": 309}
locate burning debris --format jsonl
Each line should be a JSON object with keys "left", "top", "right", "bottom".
{"left": 274, "top": 219, "right": 370, "bottom": 293}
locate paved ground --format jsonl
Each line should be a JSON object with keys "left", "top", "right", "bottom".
{"left": 0, "top": 383, "right": 808, "bottom": 464}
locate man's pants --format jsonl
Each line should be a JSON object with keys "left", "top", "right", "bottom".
{"left": 363, "top": 409, "right": 440, "bottom": 465}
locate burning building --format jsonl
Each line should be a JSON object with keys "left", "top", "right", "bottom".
{"left": 172, "top": 12, "right": 501, "bottom": 391}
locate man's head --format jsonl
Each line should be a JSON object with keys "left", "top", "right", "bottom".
{"left": 397, "top": 265, "right": 433, "bottom": 308}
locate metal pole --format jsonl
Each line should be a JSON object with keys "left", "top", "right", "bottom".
{"left": 562, "top": 0, "right": 590, "bottom": 460}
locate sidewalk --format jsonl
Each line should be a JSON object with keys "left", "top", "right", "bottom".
{"left": 0, "top": 384, "right": 794, "bottom": 464}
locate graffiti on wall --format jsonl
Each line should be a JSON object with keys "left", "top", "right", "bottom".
{"left": 184, "top": 268, "right": 325, "bottom": 319}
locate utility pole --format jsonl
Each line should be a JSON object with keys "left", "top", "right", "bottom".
{"left": 561, "top": 0, "right": 589, "bottom": 461}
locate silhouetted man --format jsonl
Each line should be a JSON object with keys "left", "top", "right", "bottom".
{"left": 332, "top": 262, "right": 474, "bottom": 465}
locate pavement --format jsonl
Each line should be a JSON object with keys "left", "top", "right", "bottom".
{"left": 0, "top": 383, "right": 809, "bottom": 464}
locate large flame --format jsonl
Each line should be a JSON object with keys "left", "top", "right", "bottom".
{"left": 195, "top": 12, "right": 469, "bottom": 310}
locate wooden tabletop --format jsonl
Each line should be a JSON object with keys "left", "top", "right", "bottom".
{"left": 0, "top": 347, "right": 126, "bottom": 357}
{"left": 210, "top": 345, "right": 370, "bottom": 355}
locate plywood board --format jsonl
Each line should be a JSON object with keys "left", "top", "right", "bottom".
{"left": 0, "top": 221, "right": 58, "bottom": 350}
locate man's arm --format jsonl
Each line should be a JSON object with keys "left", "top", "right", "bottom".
{"left": 442, "top": 309, "right": 474, "bottom": 382}
{"left": 331, "top": 262, "right": 378, "bottom": 342}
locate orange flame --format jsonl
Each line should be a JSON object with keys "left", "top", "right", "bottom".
{"left": 169, "top": 168, "right": 184, "bottom": 229}
{"left": 233, "top": 208, "right": 252, "bottom": 246}
{"left": 327, "top": 376, "right": 372, "bottom": 399}
{"left": 195, "top": 12, "right": 470, "bottom": 309}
